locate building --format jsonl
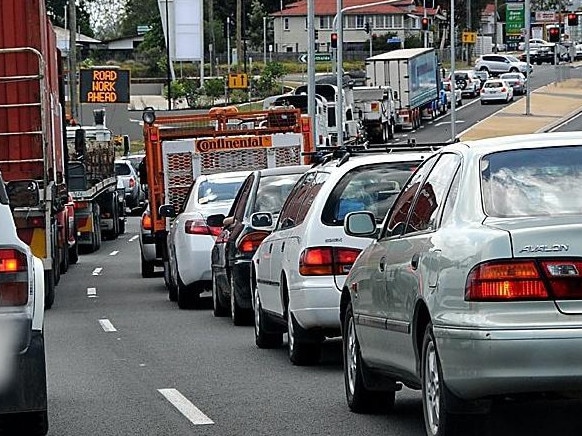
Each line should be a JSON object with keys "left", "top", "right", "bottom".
{"left": 271, "top": 0, "right": 443, "bottom": 53}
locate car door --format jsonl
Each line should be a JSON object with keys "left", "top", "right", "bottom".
{"left": 381, "top": 153, "right": 461, "bottom": 372}
{"left": 356, "top": 157, "right": 437, "bottom": 366}
{"left": 256, "top": 172, "right": 315, "bottom": 315}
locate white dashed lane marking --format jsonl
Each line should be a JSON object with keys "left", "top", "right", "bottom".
{"left": 98, "top": 319, "right": 117, "bottom": 332}
{"left": 158, "top": 388, "right": 214, "bottom": 425}
{"left": 87, "top": 287, "right": 97, "bottom": 298}
{"left": 129, "top": 235, "right": 139, "bottom": 242}
{"left": 109, "top": 250, "right": 119, "bottom": 256}
{"left": 92, "top": 267, "right": 103, "bottom": 276}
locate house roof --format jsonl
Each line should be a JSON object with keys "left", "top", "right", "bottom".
{"left": 272, "top": 0, "right": 439, "bottom": 16}
{"left": 54, "top": 26, "right": 100, "bottom": 44}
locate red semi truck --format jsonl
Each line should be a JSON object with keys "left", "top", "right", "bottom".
{"left": 0, "top": 0, "right": 74, "bottom": 308}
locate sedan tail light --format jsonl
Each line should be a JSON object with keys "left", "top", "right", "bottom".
{"left": 299, "top": 247, "right": 361, "bottom": 276}
{"left": 0, "top": 249, "right": 28, "bottom": 306}
{"left": 237, "top": 231, "right": 270, "bottom": 253}
{"left": 501, "top": 87, "right": 507, "bottom": 92}
{"left": 465, "top": 259, "right": 582, "bottom": 301}
{"left": 129, "top": 177, "right": 136, "bottom": 189}
{"left": 185, "top": 218, "right": 222, "bottom": 236}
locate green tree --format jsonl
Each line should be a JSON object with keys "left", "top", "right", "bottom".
{"left": 46, "top": 0, "right": 94, "bottom": 37}
{"left": 247, "top": 0, "right": 267, "bottom": 51}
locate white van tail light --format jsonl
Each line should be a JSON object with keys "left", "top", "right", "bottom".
{"left": 0, "top": 249, "right": 28, "bottom": 306}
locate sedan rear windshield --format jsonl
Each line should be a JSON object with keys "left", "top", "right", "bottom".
{"left": 322, "top": 161, "right": 420, "bottom": 226}
{"left": 114, "top": 163, "right": 132, "bottom": 176}
{"left": 481, "top": 146, "right": 582, "bottom": 217}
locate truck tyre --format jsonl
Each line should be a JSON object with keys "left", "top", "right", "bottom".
{"left": 59, "top": 242, "right": 69, "bottom": 274}
{"left": 44, "top": 269, "right": 55, "bottom": 310}
{"left": 141, "top": 253, "right": 155, "bottom": 278}
{"left": 118, "top": 217, "right": 125, "bottom": 235}
{"left": 69, "top": 239, "right": 79, "bottom": 265}
{"left": 388, "top": 122, "right": 394, "bottom": 140}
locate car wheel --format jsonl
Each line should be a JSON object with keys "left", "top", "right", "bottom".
{"left": 344, "top": 300, "right": 396, "bottom": 413}
{"left": 509, "top": 67, "right": 518, "bottom": 73}
{"left": 231, "top": 275, "right": 252, "bottom": 326}
{"left": 480, "top": 100, "right": 485, "bottom": 105}
{"left": 254, "top": 288, "right": 283, "bottom": 349}
{"left": 479, "top": 66, "right": 489, "bottom": 74}
{"left": 422, "top": 323, "right": 456, "bottom": 436}
{"left": 8, "top": 410, "right": 49, "bottom": 436}
{"left": 141, "top": 253, "right": 155, "bottom": 278}
{"left": 165, "top": 260, "right": 178, "bottom": 301}
{"left": 287, "top": 311, "right": 321, "bottom": 366}
{"left": 212, "top": 272, "right": 228, "bottom": 317}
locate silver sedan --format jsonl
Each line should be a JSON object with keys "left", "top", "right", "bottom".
{"left": 340, "top": 132, "right": 582, "bottom": 436}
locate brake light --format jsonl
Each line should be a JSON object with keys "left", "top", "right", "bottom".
{"left": 465, "top": 261, "right": 548, "bottom": 301}
{"left": 142, "top": 212, "right": 152, "bottom": 231}
{"left": 501, "top": 87, "right": 507, "bottom": 92}
{"left": 371, "top": 102, "right": 379, "bottom": 112}
{"left": 299, "top": 247, "right": 361, "bottom": 276}
{"left": 74, "top": 201, "right": 89, "bottom": 210}
{"left": 185, "top": 218, "right": 222, "bottom": 236}
{"left": 238, "top": 231, "right": 270, "bottom": 253}
{"left": 129, "top": 177, "right": 136, "bottom": 188}
{"left": 0, "top": 249, "right": 28, "bottom": 306}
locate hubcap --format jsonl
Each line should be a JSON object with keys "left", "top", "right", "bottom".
{"left": 346, "top": 317, "right": 357, "bottom": 395}
{"left": 424, "top": 340, "right": 440, "bottom": 435}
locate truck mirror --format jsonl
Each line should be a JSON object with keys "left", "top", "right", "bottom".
{"left": 6, "top": 180, "right": 40, "bottom": 208}
{"left": 158, "top": 204, "right": 176, "bottom": 218}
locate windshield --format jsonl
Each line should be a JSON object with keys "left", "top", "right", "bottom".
{"left": 196, "top": 178, "right": 245, "bottom": 205}
{"left": 481, "top": 146, "right": 582, "bottom": 217}
{"left": 506, "top": 55, "right": 520, "bottom": 62}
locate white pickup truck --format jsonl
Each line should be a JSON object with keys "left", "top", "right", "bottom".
{"left": 0, "top": 174, "right": 48, "bottom": 435}
{"left": 352, "top": 86, "right": 396, "bottom": 144}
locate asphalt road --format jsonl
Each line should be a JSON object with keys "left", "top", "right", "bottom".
{"left": 44, "top": 217, "right": 582, "bottom": 436}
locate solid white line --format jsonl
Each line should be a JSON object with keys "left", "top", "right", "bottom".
{"left": 98, "top": 319, "right": 117, "bottom": 332}
{"left": 87, "top": 287, "right": 97, "bottom": 298}
{"left": 158, "top": 388, "right": 214, "bottom": 425}
{"left": 92, "top": 267, "right": 103, "bottom": 276}
{"left": 129, "top": 235, "right": 139, "bottom": 242}
{"left": 109, "top": 250, "right": 119, "bottom": 256}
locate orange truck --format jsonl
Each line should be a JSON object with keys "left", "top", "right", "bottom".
{"left": 0, "top": 0, "right": 73, "bottom": 308}
{"left": 141, "top": 106, "right": 314, "bottom": 287}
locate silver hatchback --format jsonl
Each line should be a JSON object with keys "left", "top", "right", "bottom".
{"left": 340, "top": 132, "right": 582, "bottom": 436}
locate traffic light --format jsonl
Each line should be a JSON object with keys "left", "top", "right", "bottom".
{"left": 314, "top": 29, "right": 319, "bottom": 40}
{"left": 548, "top": 26, "right": 560, "bottom": 43}
{"left": 331, "top": 32, "right": 338, "bottom": 49}
{"left": 568, "top": 13, "right": 578, "bottom": 26}
{"left": 421, "top": 17, "right": 429, "bottom": 31}
{"left": 365, "top": 22, "right": 371, "bottom": 34}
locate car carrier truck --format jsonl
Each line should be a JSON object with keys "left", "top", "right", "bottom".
{"left": 0, "top": 0, "right": 73, "bottom": 308}
{"left": 140, "top": 106, "right": 315, "bottom": 299}
{"left": 365, "top": 48, "right": 446, "bottom": 131}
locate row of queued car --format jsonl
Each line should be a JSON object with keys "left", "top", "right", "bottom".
{"left": 141, "top": 130, "right": 582, "bottom": 436}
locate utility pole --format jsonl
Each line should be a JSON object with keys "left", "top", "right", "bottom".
{"left": 467, "top": 0, "right": 472, "bottom": 65}
{"left": 209, "top": 0, "right": 215, "bottom": 76}
{"left": 236, "top": 0, "right": 242, "bottom": 71}
{"left": 493, "top": 0, "right": 498, "bottom": 52}
{"left": 68, "top": 0, "right": 78, "bottom": 120}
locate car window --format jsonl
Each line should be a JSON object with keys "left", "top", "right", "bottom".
{"left": 295, "top": 171, "right": 329, "bottom": 225}
{"left": 321, "top": 162, "right": 420, "bottom": 226}
{"left": 253, "top": 173, "right": 305, "bottom": 214}
{"left": 230, "top": 174, "right": 255, "bottom": 220}
{"left": 195, "top": 177, "right": 245, "bottom": 206}
{"left": 481, "top": 145, "right": 582, "bottom": 217}
{"left": 382, "top": 156, "right": 438, "bottom": 238}
{"left": 114, "top": 163, "right": 131, "bottom": 176}
{"left": 404, "top": 153, "right": 461, "bottom": 234}
{"left": 277, "top": 172, "right": 316, "bottom": 230}
{"left": 484, "top": 81, "right": 502, "bottom": 88}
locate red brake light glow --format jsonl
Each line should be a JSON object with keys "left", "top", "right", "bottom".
{"left": 142, "top": 212, "right": 152, "bottom": 231}
{"left": 0, "top": 249, "right": 28, "bottom": 306}
{"left": 466, "top": 260, "right": 548, "bottom": 301}
{"left": 238, "top": 231, "right": 270, "bottom": 253}
{"left": 185, "top": 218, "right": 222, "bottom": 236}
{"left": 299, "top": 247, "right": 361, "bottom": 276}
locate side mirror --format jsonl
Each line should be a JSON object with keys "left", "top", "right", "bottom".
{"left": 251, "top": 212, "right": 273, "bottom": 228}
{"left": 344, "top": 211, "right": 377, "bottom": 238}
{"left": 207, "top": 213, "right": 226, "bottom": 227}
{"left": 158, "top": 204, "right": 177, "bottom": 218}
{"left": 6, "top": 180, "right": 40, "bottom": 208}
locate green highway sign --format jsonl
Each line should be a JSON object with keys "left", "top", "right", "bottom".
{"left": 506, "top": 2, "right": 525, "bottom": 36}
{"left": 298, "top": 53, "right": 332, "bottom": 63}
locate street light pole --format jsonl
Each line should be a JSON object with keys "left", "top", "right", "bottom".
{"left": 423, "top": 0, "right": 427, "bottom": 48}
{"left": 263, "top": 16, "right": 267, "bottom": 65}
{"left": 450, "top": 0, "right": 456, "bottom": 142}
{"left": 525, "top": 0, "right": 531, "bottom": 115}
{"left": 227, "top": 17, "right": 231, "bottom": 73}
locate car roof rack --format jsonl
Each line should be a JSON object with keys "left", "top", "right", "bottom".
{"left": 303, "top": 138, "right": 454, "bottom": 167}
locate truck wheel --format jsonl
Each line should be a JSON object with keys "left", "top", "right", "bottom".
{"left": 69, "top": 240, "right": 79, "bottom": 265}
{"left": 44, "top": 269, "right": 55, "bottom": 310}
{"left": 388, "top": 123, "right": 394, "bottom": 140}
{"left": 141, "top": 253, "right": 155, "bottom": 278}
{"left": 59, "top": 243, "right": 69, "bottom": 274}
{"left": 118, "top": 218, "right": 125, "bottom": 235}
